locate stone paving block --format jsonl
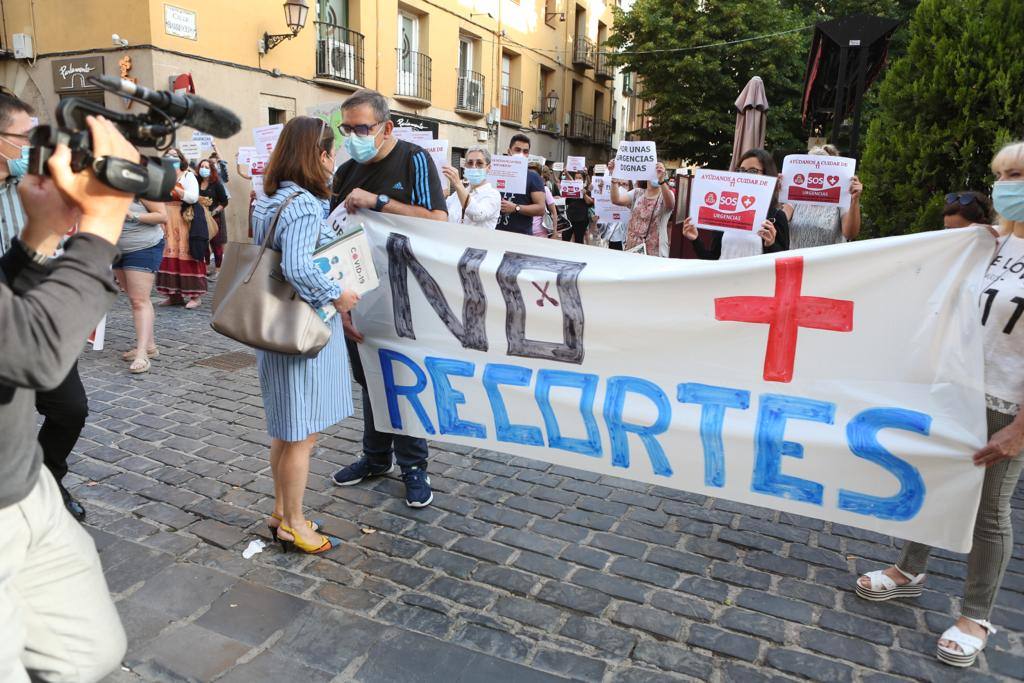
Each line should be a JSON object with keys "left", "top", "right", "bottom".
{"left": 115, "top": 597, "right": 176, "bottom": 648}
{"left": 493, "top": 527, "right": 566, "bottom": 556}
{"left": 355, "top": 556, "right": 434, "bottom": 588}
{"left": 315, "top": 583, "right": 383, "bottom": 612}
{"left": 560, "top": 615, "right": 637, "bottom": 656}
{"left": 494, "top": 596, "right": 564, "bottom": 629}
{"left": 649, "top": 591, "right": 714, "bottom": 622}
{"left": 243, "top": 565, "right": 318, "bottom": 596}
{"left": 377, "top": 601, "right": 454, "bottom": 639}
{"left": 272, "top": 603, "right": 390, "bottom": 673}
{"left": 188, "top": 518, "right": 247, "bottom": 549}
{"left": 559, "top": 545, "right": 610, "bottom": 570}
{"left": 765, "top": 647, "right": 854, "bottom": 683}
{"left": 735, "top": 589, "right": 815, "bottom": 624}
{"left": 687, "top": 623, "right": 761, "bottom": 662}
{"left": 614, "top": 520, "right": 681, "bottom": 547}
{"left": 612, "top": 603, "right": 683, "bottom": 639}
{"left": 719, "top": 607, "right": 787, "bottom": 644}
{"left": 712, "top": 561, "right": 772, "bottom": 589}
{"left": 215, "top": 651, "right": 335, "bottom": 683}
{"left": 128, "top": 623, "right": 251, "bottom": 682}
{"left": 103, "top": 516, "right": 160, "bottom": 541}
{"left": 473, "top": 564, "right": 538, "bottom": 595}
{"left": 453, "top": 623, "right": 531, "bottom": 660}
{"left": 589, "top": 532, "right": 647, "bottom": 559}
{"left": 570, "top": 568, "right": 648, "bottom": 603}
{"left": 536, "top": 581, "right": 612, "bottom": 616}
{"left": 531, "top": 648, "right": 607, "bottom": 681}
{"left": 675, "top": 576, "right": 730, "bottom": 604}
{"left": 513, "top": 551, "right": 574, "bottom": 580}
{"left": 645, "top": 547, "right": 709, "bottom": 575}
{"left": 141, "top": 530, "right": 200, "bottom": 555}
{"left": 611, "top": 665, "right": 695, "bottom": 683}
{"left": 195, "top": 579, "right": 311, "bottom": 646}
{"left": 99, "top": 540, "right": 176, "bottom": 594}
{"left": 632, "top": 639, "right": 714, "bottom": 680}
{"left": 745, "top": 551, "right": 810, "bottom": 579}
{"left": 450, "top": 537, "right": 515, "bottom": 564}
{"left": 427, "top": 576, "right": 496, "bottom": 609}
{"left": 505, "top": 495, "right": 562, "bottom": 518}
{"left": 357, "top": 531, "right": 424, "bottom": 558}
{"left": 776, "top": 577, "right": 838, "bottom": 607}
{"left": 130, "top": 562, "right": 237, "bottom": 620}
{"left": 718, "top": 528, "right": 785, "bottom": 553}
{"left": 560, "top": 508, "right": 617, "bottom": 531}
{"left": 531, "top": 518, "right": 590, "bottom": 543}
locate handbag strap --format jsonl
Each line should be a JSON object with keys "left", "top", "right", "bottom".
{"left": 244, "top": 191, "right": 304, "bottom": 283}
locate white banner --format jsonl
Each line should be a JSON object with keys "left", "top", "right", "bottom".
{"left": 559, "top": 180, "right": 584, "bottom": 199}
{"left": 781, "top": 154, "right": 857, "bottom": 211}
{"left": 613, "top": 141, "right": 657, "bottom": 182}
{"left": 350, "top": 214, "right": 993, "bottom": 552}
{"left": 487, "top": 155, "right": 528, "bottom": 195}
{"left": 689, "top": 169, "right": 776, "bottom": 234}
{"left": 566, "top": 156, "right": 587, "bottom": 172}
{"left": 594, "top": 197, "right": 631, "bottom": 224}
{"left": 253, "top": 124, "right": 283, "bottom": 156}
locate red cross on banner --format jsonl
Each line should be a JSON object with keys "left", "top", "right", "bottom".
{"left": 715, "top": 256, "right": 855, "bottom": 383}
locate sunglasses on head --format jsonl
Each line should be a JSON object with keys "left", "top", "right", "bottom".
{"left": 945, "top": 192, "right": 978, "bottom": 206}
{"left": 338, "top": 121, "right": 382, "bottom": 137}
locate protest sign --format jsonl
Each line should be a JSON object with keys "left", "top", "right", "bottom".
{"left": 590, "top": 176, "right": 610, "bottom": 200}
{"left": 487, "top": 155, "right": 528, "bottom": 195}
{"left": 178, "top": 141, "right": 201, "bottom": 162}
{"left": 566, "top": 156, "right": 587, "bottom": 172}
{"left": 352, "top": 214, "right": 993, "bottom": 552}
{"left": 613, "top": 142, "right": 657, "bottom": 182}
{"left": 253, "top": 124, "right": 283, "bottom": 155}
{"left": 422, "top": 139, "right": 450, "bottom": 193}
{"left": 249, "top": 153, "right": 270, "bottom": 198}
{"left": 781, "top": 154, "right": 858, "bottom": 210}
{"left": 594, "top": 197, "right": 631, "bottom": 223}
{"left": 593, "top": 163, "right": 608, "bottom": 176}
{"left": 192, "top": 132, "right": 214, "bottom": 151}
{"left": 236, "top": 146, "right": 257, "bottom": 167}
{"left": 559, "top": 180, "right": 584, "bottom": 199}
{"left": 689, "top": 169, "right": 776, "bottom": 233}
{"left": 393, "top": 127, "right": 434, "bottom": 146}
{"left": 529, "top": 155, "right": 547, "bottom": 168}
{"left": 552, "top": 162, "right": 565, "bottom": 172}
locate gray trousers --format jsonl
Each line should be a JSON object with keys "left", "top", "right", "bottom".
{"left": 0, "top": 469, "right": 126, "bottom": 682}
{"left": 898, "top": 409, "right": 1024, "bottom": 620}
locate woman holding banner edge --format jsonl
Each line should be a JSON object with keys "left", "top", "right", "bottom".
{"left": 855, "top": 142, "right": 1024, "bottom": 668}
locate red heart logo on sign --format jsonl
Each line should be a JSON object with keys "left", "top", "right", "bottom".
{"left": 827, "top": 175, "right": 839, "bottom": 186}
{"left": 741, "top": 195, "right": 755, "bottom": 209}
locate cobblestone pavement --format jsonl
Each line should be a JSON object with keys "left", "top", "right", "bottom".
{"left": 67, "top": 294, "right": 1024, "bottom": 682}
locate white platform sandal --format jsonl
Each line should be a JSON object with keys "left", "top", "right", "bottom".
{"left": 855, "top": 565, "right": 926, "bottom": 601}
{"left": 936, "top": 617, "right": 996, "bottom": 668}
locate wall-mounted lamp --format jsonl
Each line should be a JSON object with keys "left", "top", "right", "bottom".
{"left": 470, "top": 12, "right": 494, "bottom": 19}
{"left": 261, "top": 0, "right": 309, "bottom": 53}
{"left": 531, "top": 90, "right": 560, "bottom": 120}
{"left": 545, "top": 12, "right": 566, "bottom": 22}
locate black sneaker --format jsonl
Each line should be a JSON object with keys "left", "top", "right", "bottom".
{"left": 331, "top": 456, "right": 395, "bottom": 486}
{"left": 64, "top": 495, "right": 86, "bottom": 522}
{"left": 401, "top": 466, "right": 433, "bottom": 508}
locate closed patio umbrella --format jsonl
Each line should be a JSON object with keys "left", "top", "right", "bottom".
{"left": 730, "top": 76, "right": 769, "bottom": 170}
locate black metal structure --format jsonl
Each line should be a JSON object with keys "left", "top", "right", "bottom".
{"left": 801, "top": 14, "right": 901, "bottom": 157}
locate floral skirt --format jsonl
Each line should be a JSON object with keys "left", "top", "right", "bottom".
{"left": 156, "top": 201, "right": 209, "bottom": 298}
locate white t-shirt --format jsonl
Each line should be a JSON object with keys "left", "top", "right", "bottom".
{"left": 720, "top": 231, "right": 763, "bottom": 260}
{"left": 981, "top": 234, "right": 1024, "bottom": 414}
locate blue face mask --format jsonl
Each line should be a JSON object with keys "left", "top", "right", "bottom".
{"left": 344, "top": 129, "right": 382, "bottom": 164}
{"left": 198, "top": 167, "right": 211, "bottom": 179}
{"left": 464, "top": 168, "right": 487, "bottom": 186}
{"left": 993, "top": 181, "right": 1024, "bottom": 222}
{"left": 6, "top": 145, "right": 29, "bottom": 178}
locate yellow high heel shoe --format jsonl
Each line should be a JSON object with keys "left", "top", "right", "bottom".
{"left": 267, "top": 512, "right": 321, "bottom": 541}
{"left": 277, "top": 523, "right": 340, "bottom": 555}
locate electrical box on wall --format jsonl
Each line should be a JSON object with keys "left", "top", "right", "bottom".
{"left": 477, "top": 131, "right": 488, "bottom": 142}
{"left": 13, "top": 34, "right": 33, "bottom": 59}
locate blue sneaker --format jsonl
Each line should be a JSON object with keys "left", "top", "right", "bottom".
{"left": 331, "top": 456, "right": 395, "bottom": 486}
{"left": 401, "top": 465, "right": 433, "bottom": 508}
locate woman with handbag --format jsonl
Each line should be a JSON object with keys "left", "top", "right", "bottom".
{"left": 609, "top": 159, "right": 675, "bottom": 256}
{"left": 198, "top": 157, "right": 229, "bottom": 277}
{"left": 155, "top": 148, "right": 209, "bottom": 309}
{"left": 251, "top": 116, "right": 359, "bottom": 555}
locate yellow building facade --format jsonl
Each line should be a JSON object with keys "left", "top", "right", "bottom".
{"left": 0, "top": 0, "right": 619, "bottom": 239}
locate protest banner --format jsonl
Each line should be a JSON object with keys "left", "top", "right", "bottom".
{"left": 191, "top": 132, "right": 214, "bottom": 151}
{"left": 590, "top": 176, "right": 610, "bottom": 200}
{"left": 393, "top": 127, "right": 434, "bottom": 145}
{"left": 566, "top": 156, "right": 587, "bottom": 172}
{"left": 781, "top": 154, "right": 858, "bottom": 210}
{"left": 351, "top": 214, "right": 993, "bottom": 552}
{"left": 529, "top": 155, "right": 547, "bottom": 168}
{"left": 177, "top": 141, "right": 201, "bottom": 162}
{"left": 249, "top": 153, "right": 270, "bottom": 198}
{"left": 594, "top": 197, "right": 631, "bottom": 223}
{"left": 236, "top": 146, "right": 257, "bottom": 167}
{"left": 559, "top": 180, "right": 584, "bottom": 199}
{"left": 487, "top": 155, "right": 528, "bottom": 195}
{"left": 253, "top": 123, "right": 283, "bottom": 155}
{"left": 593, "top": 163, "right": 608, "bottom": 176}
{"left": 422, "top": 139, "right": 450, "bottom": 193}
{"left": 552, "top": 162, "right": 565, "bottom": 172}
{"left": 689, "top": 169, "right": 776, "bottom": 233}
{"left": 613, "top": 141, "right": 657, "bottom": 182}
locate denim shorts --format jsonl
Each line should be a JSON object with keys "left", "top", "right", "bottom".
{"left": 113, "top": 239, "right": 165, "bottom": 273}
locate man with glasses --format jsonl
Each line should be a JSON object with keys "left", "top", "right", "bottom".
{"left": 330, "top": 88, "right": 446, "bottom": 508}
{"left": 0, "top": 90, "right": 89, "bottom": 523}
{"left": 497, "top": 133, "right": 546, "bottom": 235}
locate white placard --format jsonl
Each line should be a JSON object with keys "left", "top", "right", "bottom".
{"left": 353, "top": 213, "right": 994, "bottom": 553}
{"left": 552, "top": 162, "right": 565, "bottom": 172}
{"left": 613, "top": 141, "right": 658, "bottom": 182}
{"left": 590, "top": 176, "right": 611, "bottom": 200}
{"left": 192, "top": 132, "right": 214, "bottom": 151}
{"left": 487, "top": 155, "right": 528, "bottom": 195}
{"left": 250, "top": 153, "right": 269, "bottom": 198}
{"left": 593, "top": 163, "right": 608, "bottom": 176}
{"left": 528, "top": 155, "right": 547, "bottom": 168}
{"left": 177, "top": 141, "right": 201, "bottom": 162}
{"left": 781, "top": 154, "right": 858, "bottom": 211}
{"left": 393, "top": 127, "right": 434, "bottom": 146}
{"left": 236, "top": 146, "right": 257, "bottom": 166}
{"left": 566, "top": 156, "right": 587, "bottom": 172}
{"left": 253, "top": 124, "right": 284, "bottom": 156}
{"left": 594, "top": 197, "right": 631, "bottom": 223}
{"left": 559, "top": 180, "right": 584, "bottom": 199}
{"left": 422, "top": 139, "right": 450, "bottom": 194}
{"left": 688, "top": 169, "right": 777, "bottom": 234}
{"left": 164, "top": 5, "right": 197, "bottom": 40}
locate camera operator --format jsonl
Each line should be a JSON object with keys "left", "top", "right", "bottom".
{"left": 0, "top": 92, "right": 91, "bottom": 522}
{"left": 0, "top": 114, "right": 136, "bottom": 682}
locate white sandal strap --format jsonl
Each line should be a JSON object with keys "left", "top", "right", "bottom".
{"left": 963, "top": 617, "right": 997, "bottom": 635}
{"left": 939, "top": 626, "right": 985, "bottom": 655}
{"left": 863, "top": 569, "right": 896, "bottom": 591}
{"left": 893, "top": 565, "right": 926, "bottom": 584}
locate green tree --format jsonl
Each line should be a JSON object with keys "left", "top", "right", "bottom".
{"left": 607, "top": 0, "right": 809, "bottom": 168}
{"left": 860, "top": 0, "right": 1024, "bottom": 236}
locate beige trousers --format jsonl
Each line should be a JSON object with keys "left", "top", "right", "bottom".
{"left": 0, "top": 468, "right": 126, "bottom": 682}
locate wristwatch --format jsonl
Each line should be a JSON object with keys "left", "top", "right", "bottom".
{"left": 515, "top": 204, "right": 521, "bottom": 213}
{"left": 16, "top": 239, "right": 52, "bottom": 265}
{"left": 375, "top": 194, "right": 390, "bottom": 211}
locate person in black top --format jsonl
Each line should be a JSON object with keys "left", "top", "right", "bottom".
{"left": 562, "top": 170, "right": 594, "bottom": 244}
{"left": 197, "top": 157, "right": 229, "bottom": 276}
{"left": 497, "top": 133, "right": 546, "bottom": 235}
{"left": 329, "top": 89, "right": 446, "bottom": 509}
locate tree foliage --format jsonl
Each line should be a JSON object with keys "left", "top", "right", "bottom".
{"left": 859, "top": 0, "right": 1024, "bottom": 236}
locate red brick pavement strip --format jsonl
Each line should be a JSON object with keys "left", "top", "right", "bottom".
{"left": 65, "top": 296, "right": 1024, "bottom": 682}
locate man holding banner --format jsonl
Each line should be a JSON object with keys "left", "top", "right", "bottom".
{"left": 329, "top": 89, "right": 446, "bottom": 508}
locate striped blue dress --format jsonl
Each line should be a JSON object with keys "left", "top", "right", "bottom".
{"left": 252, "top": 181, "right": 354, "bottom": 441}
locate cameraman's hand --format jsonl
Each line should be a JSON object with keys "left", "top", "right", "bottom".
{"left": 17, "top": 174, "right": 81, "bottom": 256}
{"left": 48, "top": 116, "right": 139, "bottom": 245}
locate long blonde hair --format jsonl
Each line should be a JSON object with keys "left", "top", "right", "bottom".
{"left": 991, "top": 141, "right": 1024, "bottom": 235}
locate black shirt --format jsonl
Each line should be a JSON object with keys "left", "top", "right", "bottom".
{"left": 498, "top": 169, "right": 545, "bottom": 235}
{"left": 330, "top": 139, "right": 445, "bottom": 215}
{"left": 693, "top": 206, "right": 790, "bottom": 259}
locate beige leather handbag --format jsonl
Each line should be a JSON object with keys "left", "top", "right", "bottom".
{"left": 210, "top": 192, "right": 331, "bottom": 357}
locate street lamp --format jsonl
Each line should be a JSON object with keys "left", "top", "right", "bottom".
{"left": 531, "top": 90, "right": 559, "bottom": 122}
{"left": 262, "top": 0, "right": 310, "bottom": 53}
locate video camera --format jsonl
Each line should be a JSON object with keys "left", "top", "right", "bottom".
{"left": 28, "top": 76, "right": 241, "bottom": 201}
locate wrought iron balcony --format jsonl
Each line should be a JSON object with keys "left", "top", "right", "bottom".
{"left": 592, "top": 118, "right": 612, "bottom": 146}
{"left": 501, "top": 86, "right": 523, "bottom": 124}
{"left": 568, "top": 111, "right": 594, "bottom": 141}
{"left": 315, "top": 23, "right": 365, "bottom": 87}
{"left": 596, "top": 51, "right": 613, "bottom": 81}
{"left": 395, "top": 48, "right": 432, "bottom": 102}
{"left": 456, "top": 70, "right": 485, "bottom": 114}
{"left": 573, "top": 37, "right": 595, "bottom": 69}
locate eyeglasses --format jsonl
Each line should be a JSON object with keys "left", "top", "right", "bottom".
{"left": 945, "top": 192, "right": 979, "bottom": 206}
{"left": 338, "top": 121, "right": 382, "bottom": 137}
{"left": 736, "top": 166, "right": 764, "bottom": 175}
{"left": 464, "top": 160, "right": 487, "bottom": 168}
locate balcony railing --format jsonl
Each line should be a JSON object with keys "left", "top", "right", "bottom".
{"left": 592, "top": 118, "right": 612, "bottom": 146}
{"left": 568, "top": 111, "right": 594, "bottom": 141}
{"left": 315, "top": 23, "right": 365, "bottom": 86}
{"left": 596, "top": 51, "right": 613, "bottom": 80}
{"left": 456, "top": 70, "right": 485, "bottom": 114}
{"left": 501, "top": 86, "right": 523, "bottom": 124}
{"left": 573, "top": 37, "right": 595, "bottom": 69}
{"left": 395, "top": 48, "right": 431, "bottom": 102}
